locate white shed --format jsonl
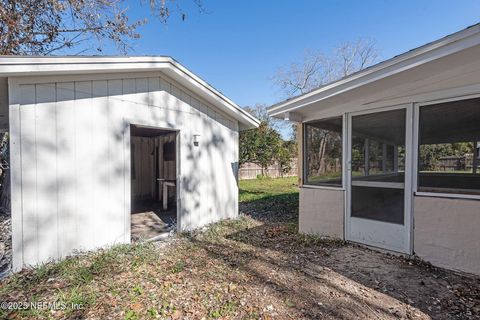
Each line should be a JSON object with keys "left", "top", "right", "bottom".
{"left": 0, "top": 56, "right": 259, "bottom": 270}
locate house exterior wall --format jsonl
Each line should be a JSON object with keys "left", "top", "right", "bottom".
{"left": 275, "top": 32, "right": 480, "bottom": 275}
{"left": 413, "top": 196, "right": 480, "bottom": 275}
{"left": 295, "top": 93, "right": 480, "bottom": 275}
{"left": 299, "top": 187, "right": 344, "bottom": 239}
{"left": 9, "top": 71, "right": 240, "bottom": 270}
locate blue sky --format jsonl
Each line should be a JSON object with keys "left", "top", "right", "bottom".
{"left": 106, "top": 0, "right": 480, "bottom": 109}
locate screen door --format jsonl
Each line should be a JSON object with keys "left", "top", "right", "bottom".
{"left": 346, "top": 105, "right": 412, "bottom": 253}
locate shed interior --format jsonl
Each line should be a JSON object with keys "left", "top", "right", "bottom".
{"left": 130, "top": 125, "right": 177, "bottom": 241}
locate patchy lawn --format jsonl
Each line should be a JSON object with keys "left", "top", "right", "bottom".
{"left": 1, "top": 177, "right": 479, "bottom": 319}
{"left": 239, "top": 176, "right": 298, "bottom": 202}
{"left": 239, "top": 177, "right": 299, "bottom": 224}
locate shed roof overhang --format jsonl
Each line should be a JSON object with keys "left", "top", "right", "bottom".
{"left": 268, "top": 24, "right": 480, "bottom": 123}
{"left": 0, "top": 56, "right": 260, "bottom": 130}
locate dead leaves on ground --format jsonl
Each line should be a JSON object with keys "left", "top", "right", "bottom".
{"left": 0, "top": 213, "right": 479, "bottom": 319}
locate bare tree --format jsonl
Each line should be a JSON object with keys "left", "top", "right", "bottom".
{"left": 149, "top": 0, "right": 206, "bottom": 23}
{"left": 272, "top": 38, "right": 379, "bottom": 175}
{"left": 0, "top": 0, "right": 203, "bottom": 55}
{"left": 243, "top": 104, "right": 284, "bottom": 130}
{"left": 273, "top": 50, "right": 336, "bottom": 97}
{"left": 273, "top": 38, "right": 379, "bottom": 98}
{"left": 335, "top": 38, "right": 378, "bottom": 77}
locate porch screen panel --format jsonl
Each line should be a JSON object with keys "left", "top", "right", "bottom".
{"left": 351, "top": 109, "right": 406, "bottom": 225}
{"left": 418, "top": 98, "right": 480, "bottom": 195}
{"left": 304, "top": 117, "right": 343, "bottom": 186}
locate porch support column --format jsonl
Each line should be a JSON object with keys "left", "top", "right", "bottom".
{"left": 382, "top": 143, "right": 387, "bottom": 173}
{"left": 298, "top": 123, "right": 304, "bottom": 186}
{"left": 473, "top": 141, "right": 478, "bottom": 174}
{"left": 393, "top": 145, "right": 398, "bottom": 173}
{"left": 364, "top": 138, "right": 370, "bottom": 176}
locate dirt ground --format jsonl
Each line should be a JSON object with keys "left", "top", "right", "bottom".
{"left": 131, "top": 211, "right": 175, "bottom": 242}
{"left": 226, "top": 200, "right": 480, "bottom": 320}
{"left": 131, "top": 201, "right": 177, "bottom": 242}
{"left": 0, "top": 179, "right": 479, "bottom": 319}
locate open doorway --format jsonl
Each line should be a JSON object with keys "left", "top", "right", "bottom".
{"left": 130, "top": 125, "right": 177, "bottom": 242}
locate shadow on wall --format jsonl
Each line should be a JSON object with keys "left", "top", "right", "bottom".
{"left": 179, "top": 112, "right": 238, "bottom": 229}
{"left": 231, "top": 162, "right": 239, "bottom": 186}
{"left": 13, "top": 74, "right": 240, "bottom": 268}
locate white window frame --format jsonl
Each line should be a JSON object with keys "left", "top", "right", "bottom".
{"left": 301, "top": 114, "right": 346, "bottom": 191}
{"left": 413, "top": 93, "right": 480, "bottom": 200}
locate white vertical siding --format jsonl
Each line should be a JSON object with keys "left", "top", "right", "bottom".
{"left": 92, "top": 80, "right": 114, "bottom": 247}
{"left": 8, "top": 79, "right": 23, "bottom": 268}
{"left": 19, "top": 84, "right": 37, "bottom": 266}
{"left": 74, "top": 81, "right": 94, "bottom": 251}
{"left": 35, "top": 83, "right": 58, "bottom": 263}
{"left": 56, "top": 82, "right": 76, "bottom": 258}
{"left": 10, "top": 72, "right": 240, "bottom": 269}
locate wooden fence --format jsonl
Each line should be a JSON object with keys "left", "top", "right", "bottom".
{"left": 239, "top": 159, "right": 298, "bottom": 180}
{"left": 435, "top": 154, "right": 479, "bottom": 172}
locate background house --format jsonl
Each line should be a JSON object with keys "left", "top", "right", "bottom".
{"left": 268, "top": 25, "right": 480, "bottom": 275}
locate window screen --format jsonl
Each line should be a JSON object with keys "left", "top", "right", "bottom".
{"left": 350, "top": 108, "right": 406, "bottom": 224}
{"left": 303, "top": 117, "right": 343, "bottom": 186}
{"left": 418, "top": 98, "right": 480, "bottom": 195}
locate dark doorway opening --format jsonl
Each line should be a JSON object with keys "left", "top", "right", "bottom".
{"left": 130, "top": 125, "right": 177, "bottom": 242}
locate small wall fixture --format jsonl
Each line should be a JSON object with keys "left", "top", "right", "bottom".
{"left": 193, "top": 134, "right": 200, "bottom": 147}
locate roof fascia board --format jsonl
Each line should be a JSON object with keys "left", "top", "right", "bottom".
{"left": 166, "top": 59, "right": 259, "bottom": 128}
{"left": 300, "top": 83, "right": 480, "bottom": 123}
{"left": 268, "top": 25, "right": 480, "bottom": 117}
{"left": 0, "top": 56, "right": 259, "bottom": 129}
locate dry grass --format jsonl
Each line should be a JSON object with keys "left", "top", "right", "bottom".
{"left": 0, "top": 177, "right": 478, "bottom": 319}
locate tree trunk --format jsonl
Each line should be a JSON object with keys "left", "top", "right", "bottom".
{"left": 318, "top": 136, "right": 327, "bottom": 174}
